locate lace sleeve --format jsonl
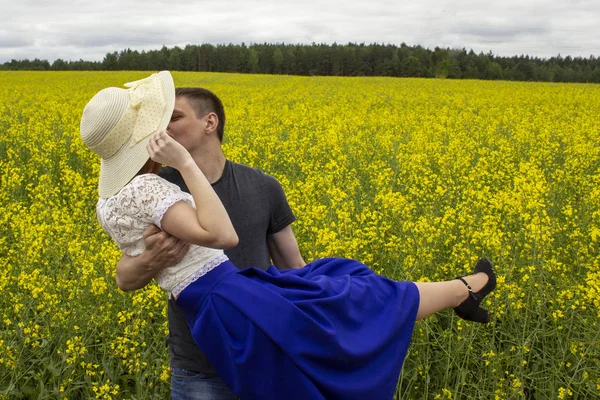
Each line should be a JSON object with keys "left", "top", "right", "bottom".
{"left": 127, "top": 174, "right": 194, "bottom": 229}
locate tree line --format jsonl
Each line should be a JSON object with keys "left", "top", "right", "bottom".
{"left": 2, "top": 43, "right": 599, "bottom": 83}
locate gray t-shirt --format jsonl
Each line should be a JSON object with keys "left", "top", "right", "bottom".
{"left": 159, "top": 160, "right": 296, "bottom": 372}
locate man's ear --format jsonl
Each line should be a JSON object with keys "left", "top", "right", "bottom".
{"left": 205, "top": 113, "right": 219, "bottom": 135}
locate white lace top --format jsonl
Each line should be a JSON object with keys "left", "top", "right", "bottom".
{"left": 96, "top": 174, "right": 228, "bottom": 299}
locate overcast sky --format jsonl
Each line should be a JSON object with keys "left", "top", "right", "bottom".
{"left": 1, "top": 0, "right": 598, "bottom": 63}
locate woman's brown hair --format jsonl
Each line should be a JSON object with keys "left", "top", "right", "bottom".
{"left": 137, "top": 158, "right": 161, "bottom": 176}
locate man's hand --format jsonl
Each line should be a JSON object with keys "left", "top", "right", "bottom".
{"left": 115, "top": 225, "right": 190, "bottom": 291}
{"left": 142, "top": 225, "right": 190, "bottom": 269}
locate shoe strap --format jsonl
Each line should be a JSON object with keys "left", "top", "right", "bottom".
{"left": 457, "top": 277, "right": 473, "bottom": 293}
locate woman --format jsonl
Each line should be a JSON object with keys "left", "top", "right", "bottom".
{"left": 82, "top": 71, "right": 496, "bottom": 400}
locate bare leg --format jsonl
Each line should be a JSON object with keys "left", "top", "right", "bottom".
{"left": 414, "top": 272, "right": 489, "bottom": 320}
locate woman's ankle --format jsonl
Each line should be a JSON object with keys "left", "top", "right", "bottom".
{"left": 462, "top": 272, "right": 488, "bottom": 293}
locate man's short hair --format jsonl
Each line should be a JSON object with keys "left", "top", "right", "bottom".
{"left": 175, "top": 88, "right": 226, "bottom": 142}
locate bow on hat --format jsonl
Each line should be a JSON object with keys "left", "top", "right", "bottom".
{"left": 125, "top": 74, "right": 166, "bottom": 147}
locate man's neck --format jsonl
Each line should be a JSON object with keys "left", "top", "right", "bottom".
{"left": 191, "top": 149, "right": 227, "bottom": 184}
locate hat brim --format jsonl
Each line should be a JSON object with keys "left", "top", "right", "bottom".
{"left": 98, "top": 71, "right": 175, "bottom": 198}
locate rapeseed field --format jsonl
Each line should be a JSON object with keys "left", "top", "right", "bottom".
{"left": 1, "top": 71, "right": 599, "bottom": 399}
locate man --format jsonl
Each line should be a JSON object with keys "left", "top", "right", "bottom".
{"left": 115, "top": 87, "right": 306, "bottom": 399}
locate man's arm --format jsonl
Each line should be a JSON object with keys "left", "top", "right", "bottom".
{"left": 267, "top": 225, "right": 306, "bottom": 270}
{"left": 115, "top": 225, "right": 189, "bottom": 291}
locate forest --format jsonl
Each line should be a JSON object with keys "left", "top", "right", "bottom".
{"left": 2, "top": 42, "right": 599, "bottom": 83}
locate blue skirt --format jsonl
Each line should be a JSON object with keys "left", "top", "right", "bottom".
{"left": 176, "top": 258, "right": 420, "bottom": 400}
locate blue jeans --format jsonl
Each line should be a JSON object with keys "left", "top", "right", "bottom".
{"left": 171, "top": 368, "right": 238, "bottom": 400}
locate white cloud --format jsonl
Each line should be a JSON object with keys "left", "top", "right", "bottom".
{"left": 1, "top": 0, "right": 598, "bottom": 63}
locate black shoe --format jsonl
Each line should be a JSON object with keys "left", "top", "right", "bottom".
{"left": 453, "top": 258, "right": 497, "bottom": 323}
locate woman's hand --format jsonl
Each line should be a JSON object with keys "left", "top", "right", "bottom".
{"left": 146, "top": 130, "right": 193, "bottom": 171}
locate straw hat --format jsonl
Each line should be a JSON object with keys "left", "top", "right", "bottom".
{"left": 80, "top": 71, "right": 175, "bottom": 198}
